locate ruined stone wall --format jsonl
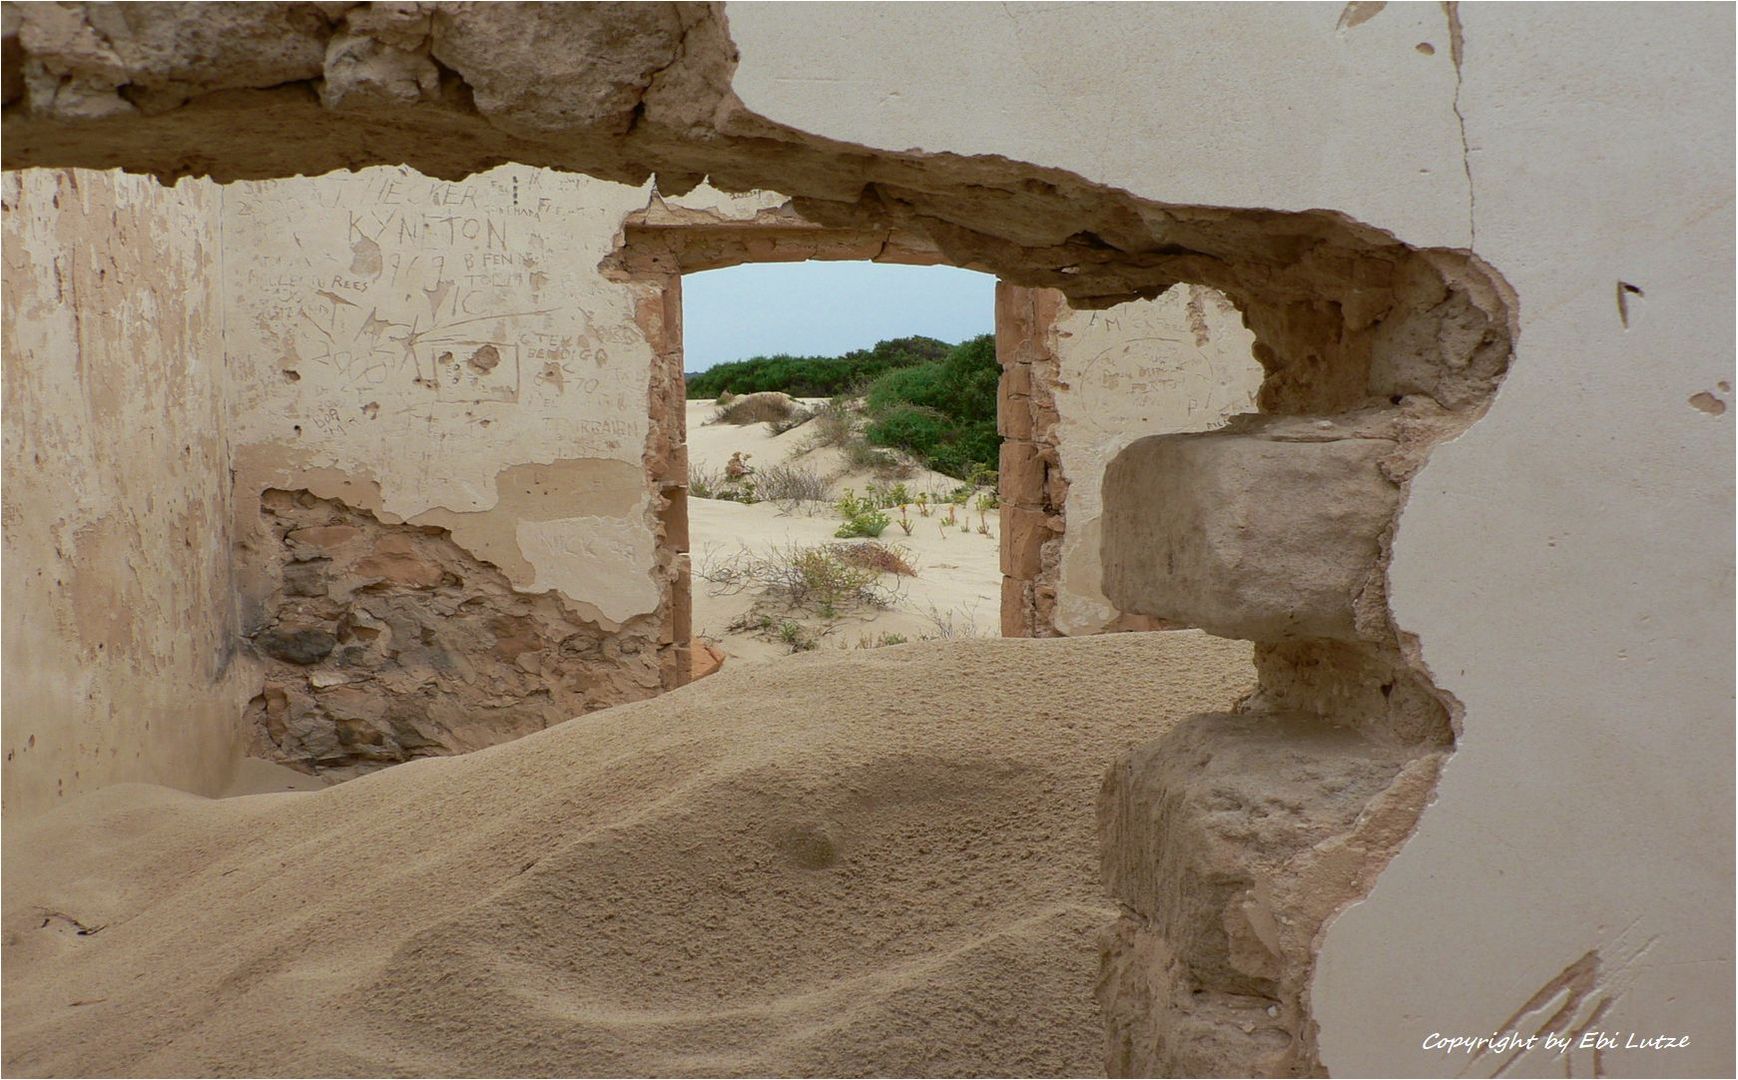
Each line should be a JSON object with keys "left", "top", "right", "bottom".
{"left": 1, "top": 168, "right": 252, "bottom": 815}
{"left": 222, "top": 165, "right": 683, "bottom": 776}
{"left": 1, "top": 161, "right": 696, "bottom": 790}
{"left": 995, "top": 284, "right": 1066, "bottom": 638}
{"left": 998, "top": 283, "right": 1264, "bottom": 638}
{"left": 2, "top": 3, "right": 1729, "bottom": 1074}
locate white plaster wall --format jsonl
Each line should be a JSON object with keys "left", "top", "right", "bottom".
{"left": 728, "top": 0, "right": 1471, "bottom": 248}
{"left": 1050, "top": 286, "right": 1263, "bottom": 636}
{"left": 728, "top": 3, "right": 1734, "bottom": 1072}
{"left": 1312, "top": 7, "right": 1736, "bottom": 1075}
{"left": 223, "top": 165, "right": 664, "bottom": 625}
{"left": 1, "top": 169, "right": 251, "bottom": 816}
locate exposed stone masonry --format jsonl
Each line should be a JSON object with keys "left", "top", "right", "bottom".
{"left": 242, "top": 489, "right": 663, "bottom": 778}
{"left": 996, "top": 284, "right": 1068, "bottom": 638}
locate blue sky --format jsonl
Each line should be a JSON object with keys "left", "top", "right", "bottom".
{"left": 681, "top": 262, "right": 996, "bottom": 371}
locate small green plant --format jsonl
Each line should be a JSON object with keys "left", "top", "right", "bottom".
{"left": 689, "top": 465, "right": 719, "bottom": 499}
{"left": 836, "top": 487, "right": 867, "bottom": 517}
{"left": 835, "top": 508, "right": 890, "bottom": 539}
{"left": 835, "top": 487, "right": 891, "bottom": 537}
{"left": 975, "top": 491, "right": 997, "bottom": 534}
{"left": 916, "top": 491, "right": 931, "bottom": 517}
{"left": 855, "top": 631, "right": 909, "bottom": 649}
{"left": 776, "top": 619, "right": 817, "bottom": 652}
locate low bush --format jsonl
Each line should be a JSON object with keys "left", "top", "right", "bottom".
{"left": 832, "top": 541, "right": 918, "bottom": 577}
{"left": 686, "top": 336, "right": 951, "bottom": 400}
{"left": 689, "top": 463, "right": 723, "bottom": 499}
{"left": 754, "top": 462, "right": 829, "bottom": 506}
{"left": 860, "top": 334, "right": 1001, "bottom": 481}
{"left": 834, "top": 508, "right": 890, "bottom": 539}
{"left": 697, "top": 541, "right": 903, "bottom": 613}
{"left": 713, "top": 391, "right": 797, "bottom": 425}
{"left": 768, "top": 405, "right": 816, "bottom": 435}
{"left": 807, "top": 397, "right": 857, "bottom": 449}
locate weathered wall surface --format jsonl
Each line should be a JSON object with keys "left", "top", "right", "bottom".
{"left": 222, "top": 165, "right": 682, "bottom": 775}
{"left": 1, "top": 3, "right": 1729, "bottom": 1074}
{"left": 723, "top": 3, "right": 1732, "bottom": 1074}
{"left": 1, "top": 168, "right": 251, "bottom": 815}
{"left": 1048, "top": 285, "right": 1263, "bottom": 637}
{"left": 1311, "top": 7, "right": 1737, "bottom": 1075}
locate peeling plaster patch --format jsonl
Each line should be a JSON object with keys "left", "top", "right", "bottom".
{"left": 244, "top": 490, "right": 663, "bottom": 778}
{"left": 516, "top": 511, "right": 660, "bottom": 625}
{"left": 1688, "top": 391, "right": 1726, "bottom": 416}
{"left": 1337, "top": 2, "right": 1388, "bottom": 32}
{"left": 235, "top": 447, "right": 649, "bottom": 625}
{"left": 1616, "top": 280, "right": 1645, "bottom": 328}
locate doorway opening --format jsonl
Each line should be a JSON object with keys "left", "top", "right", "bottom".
{"left": 679, "top": 260, "right": 1002, "bottom": 669}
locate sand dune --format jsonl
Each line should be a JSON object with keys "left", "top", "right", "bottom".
{"left": 685, "top": 400, "right": 1004, "bottom": 664}
{"left": 4, "top": 632, "right": 1255, "bottom": 1078}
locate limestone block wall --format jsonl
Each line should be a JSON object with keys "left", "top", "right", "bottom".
{"left": 1, "top": 168, "right": 252, "bottom": 815}
{"left": 1050, "top": 286, "right": 1263, "bottom": 636}
{"left": 998, "top": 283, "right": 1263, "bottom": 638}
{"left": 222, "top": 165, "right": 684, "bottom": 776}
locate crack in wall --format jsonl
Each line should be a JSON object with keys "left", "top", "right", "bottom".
{"left": 1443, "top": 1, "right": 1477, "bottom": 249}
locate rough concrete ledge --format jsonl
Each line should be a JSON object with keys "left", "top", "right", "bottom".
{"left": 1100, "top": 712, "right": 1415, "bottom": 997}
{"left": 1099, "top": 710, "right": 1444, "bottom": 1075}
{"left": 1101, "top": 421, "right": 1401, "bottom": 642}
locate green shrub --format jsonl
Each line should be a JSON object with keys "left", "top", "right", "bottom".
{"left": 686, "top": 336, "right": 951, "bottom": 399}
{"left": 689, "top": 332, "right": 1005, "bottom": 482}
{"left": 834, "top": 508, "right": 890, "bottom": 539}
{"left": 860, "top": 334, "right": 1000, "bottom": 480}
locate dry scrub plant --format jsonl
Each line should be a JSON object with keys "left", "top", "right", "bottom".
{"left": 712, "top": 391, "right": 797, "bottom": 426}
{"left": 832, "top": 541, "right": 918, "bottom": 577}
{"left": 754, "top": 462, "right": 829, "bottom": 507}
{"left": 697, "top": 541, "right": 907, "bottom": 614}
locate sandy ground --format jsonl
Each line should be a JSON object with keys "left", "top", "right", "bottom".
{"left": 686, "top": 400, "right": 1003, "bottom": 664}
{"left": 3, "top": 632, "right": 1256, "bottom": 1078}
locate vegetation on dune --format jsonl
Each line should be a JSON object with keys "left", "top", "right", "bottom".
{"left": 689, "top": 332, "right": 1003, "bottom": 481}
{"left": 686, "top": 336, "right": 952, "bottom": 399}
{"left": 861, "top": 333, "right": 999, "bottom": 480}
{"left": 712, "top": 392, "right": 798, "bottom": 425}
